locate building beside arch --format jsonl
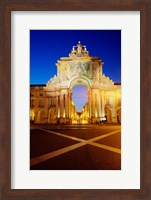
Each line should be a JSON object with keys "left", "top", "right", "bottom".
{"left": 30, "top": 41, "right": 121, "bottom": 124}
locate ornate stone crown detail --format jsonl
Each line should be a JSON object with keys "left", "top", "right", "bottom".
{"left": 69, "top": 41, "right": 89, "bottom": 58}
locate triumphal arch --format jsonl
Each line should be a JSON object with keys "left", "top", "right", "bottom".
{"left": 30, "top": 41, "right": 121, "bottom": 124}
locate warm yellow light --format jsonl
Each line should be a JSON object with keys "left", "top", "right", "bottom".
{"left": 81, "top": 119, "right": 88, "bottom": 124}
{"left": 30, "top": 109, "right": 35, "bottom": 120}
{"left": 58, "top": 108, "right": 60, "bottom": 118}
{"left": 116, "top": 92, "right": 121, "bottom": 98}
{"left": 63, "top": 110, "right": 65, "bottom": 118}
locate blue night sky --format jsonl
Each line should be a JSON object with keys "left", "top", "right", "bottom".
{"left": 30, "top": 30, "right": 121, "bottom": 112}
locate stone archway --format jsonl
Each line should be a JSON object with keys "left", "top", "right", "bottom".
{"left": 70, "top": 75, "right": 91, "bottom": 90}
{"left": 105, "top": 106, "right": 112, "bottom": 123}
{"left": 69, "top": 77, "right": 90, "bottom": 124}
{"left": 48, "top": 107, "right": 56, "bottom": 124}
{"left": 31, "top": 41, "right": 121, "bottom": 124}
{"left": 35, "top": 110, "right": 41, "bottom": 123}
{"left": 45, "top": 42, "right": 116, "bottom": 124}
{"left": 71, "top": 84, "right": 89, "bottom": 124}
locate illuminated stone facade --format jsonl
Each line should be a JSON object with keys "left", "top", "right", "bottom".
{"left": 30, "top": 41, "right": 121, "bottom": 124}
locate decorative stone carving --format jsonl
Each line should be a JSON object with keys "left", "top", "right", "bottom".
{"left": 69, "top": 41, "right": 89, "bottom": 58}
{"left": 99, "top": 75, "right": 116, "bottom": 88}
{"left": 47, "top": 75, "right": 60, "bottom": 89}
{"left": 69, "top": 61, "right": 90, "bottom": 78}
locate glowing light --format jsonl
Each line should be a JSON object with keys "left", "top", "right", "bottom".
{"left": 63, "top": 110, "right": 65, "bottom": 118}
{"left": 30, "top": 109, "right": 35, "bottom": 120}
{"left": 58, "top": 108, "right": 60, "bottom": 118}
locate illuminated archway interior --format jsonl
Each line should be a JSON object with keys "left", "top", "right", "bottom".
{"left": 71, "top": 85, "right": 88, "bottom": 124}
{"left": 72, "top": 85, "right": 88, "bottom": 112}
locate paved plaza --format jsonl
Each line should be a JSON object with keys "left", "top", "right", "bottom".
{"left": 30, "top": 124, "right": 121, "bottom": 170}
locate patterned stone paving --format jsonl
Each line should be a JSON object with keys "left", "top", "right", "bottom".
{"left": 30, "top": 125, "right": 121, "bottom": 170}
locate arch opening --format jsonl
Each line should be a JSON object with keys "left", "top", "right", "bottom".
{"left": 71, "top": 85, "right": 88, "bottom": 124}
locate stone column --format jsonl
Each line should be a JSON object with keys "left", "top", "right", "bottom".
{"left": 91, "top": 90, "right": 93, "bottom": 118}
{"left": 94, "top": 93, "right": 95, "bottom": 117}
{"left": 56, "top": 95, "right": 61, "bottom": 124}
{"left": 68, "top": 91, "right": 71, "bottom": 118}
{"left": 88, "top": 89, "right": 91, "bottom": 120}
{"left": 91, "top": 89, "right": 95, "bottom": 123}
{"left": 96, "top": 90, "right": 101, "bottom": 121}
{"left": 68, "top": 91, "right": 72, "bottom": 124}
{"left": 65, "top": 94, "right": 68, "bottom": 120}
{"left": 95, "top": 93, "right": 97, "bottom": 118}
{"left": 98, "top": 90, "right": 101, "bottom": 118}
{"left": 63, "top": 94, "right": 65, "bottom": 118}
{"left": 111, "top": 95, "right": 117, "bottom": 123}
{"left": 37, "top": 111, "right": 41, "bottom": 123}
{"left": 56, "top": 95, "right": 59, "bottom": 118}
{"left": 44, "top": 98, "right": 48, "bottom": 123}
{"left": 101, "top": 91, "right": 105, "bottom": 120}
{"left": 60, "top": 94, "right": 64, "bottom": 119}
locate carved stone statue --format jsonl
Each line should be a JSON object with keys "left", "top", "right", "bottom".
{"left": 69, "top": 41, "right": 89, "bottom": 58}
